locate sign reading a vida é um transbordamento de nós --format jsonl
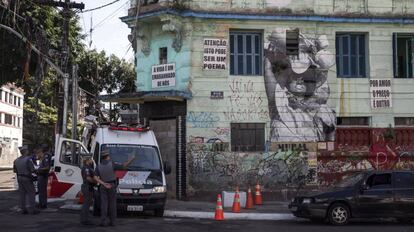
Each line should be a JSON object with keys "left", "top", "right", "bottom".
{"left": 151, "top": 63, "right": 176, "bottom": 88}
{"left": 203, "top": 38, "right": 227, "bottom": 70}
{"left": 370, "top": 79, "right": 392, "bottom": 109}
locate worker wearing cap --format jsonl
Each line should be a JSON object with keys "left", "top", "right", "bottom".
{"left": 80, "top": 155, "right": 111, "bottom": 226}
{"left": 96, "top": 149, "right": 135, "bottom": 227}
{"left": 35, "top": 144, "right": 52, "bottom": 209}
{"left": 13, "top": 145, "right": 38, "bottom": 215}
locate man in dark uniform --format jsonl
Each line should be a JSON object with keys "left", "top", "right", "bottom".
{"left": 35, "top": 144, "right": 51, "bottom": 209}
{"left": 13, "top": 145, "right": 38, "bottom": 215}
{"left": 96, "top": 149, "right": 135, "bottom": 227}
{"left": 80, "top": 155, "right": 111, "bottom": 226}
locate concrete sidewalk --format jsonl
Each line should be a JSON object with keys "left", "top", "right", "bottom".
{"left": 164, "top": 200, "right": 294, "bottom": 220}
{"left": 61, "top": 199, "right": 295, "bottom": 221}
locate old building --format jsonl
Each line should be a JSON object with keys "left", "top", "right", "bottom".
{"left": 0, "top": 83, "right": 24, "bottom": 168}
{"left": 119, "top": 0, "right": 414, "bottom": 200}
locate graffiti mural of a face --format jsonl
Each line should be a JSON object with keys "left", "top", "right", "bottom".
{"left": 264, "top": 29, "right": 336, "bottom": 142}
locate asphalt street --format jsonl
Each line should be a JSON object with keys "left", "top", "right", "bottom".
{"left": 1, "top": 170, "right": 413, "bottom": 232}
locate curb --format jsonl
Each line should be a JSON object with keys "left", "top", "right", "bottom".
{"left": 164, "top": 210, "right": 295, "bottom": 221}
{"left": 60, "top": 203, "right": 296, "bottom": 221}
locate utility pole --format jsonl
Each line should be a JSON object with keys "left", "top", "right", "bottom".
{"left": 34, "top": 0, "right": 84, "bottom": 136}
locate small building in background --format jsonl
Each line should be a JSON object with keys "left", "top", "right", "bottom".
{"left": 0, "top": 83, "right": 24, "bottom": 168}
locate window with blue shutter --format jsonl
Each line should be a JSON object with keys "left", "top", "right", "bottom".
{"left": 336, "top": 33, "right": 367, "bottom": 78}
{"left": 230, "top": 31, "right": 262, "bottom": 76}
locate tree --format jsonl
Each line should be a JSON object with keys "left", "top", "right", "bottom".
{"left": 1, "top": 1, "right": 136, "bottom": 144}
{"left": 0, "top": 0, "right": 84, "bottom": 86}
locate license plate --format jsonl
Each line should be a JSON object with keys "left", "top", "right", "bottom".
{"left": 290, "top": 206, "right": 297, "bottom": 211}
{"left": 127, "top": 205, "right": 143, "bottom": 212}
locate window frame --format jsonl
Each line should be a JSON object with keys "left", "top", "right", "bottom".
{"left": 59, "top": 140, "right": 87, "bottom": 167}
{"left": 4, "top": 114, "right": 13, "bottom": 125}
{"left": 159, "top": 47, "right": 168, "bottom": 65}
{"left": 336, "top": 117, "right": 370, "bottom": 127}
{"left": 394, "top": 117, "right": 414, "bottom": 127}
{"left": 229, "top": 30, "right": 263, "bottom": 76}
{"left": 366, "top": 173, "right": 393, "bottom": 190}
{"left": 336, "top": 33, "right": 368, "bottom": 78}
{"left": 231, "top": 123, "right": 265, "bottom": 152}
{"left": 393, "top": 33, "right": 414, "bottom": 79}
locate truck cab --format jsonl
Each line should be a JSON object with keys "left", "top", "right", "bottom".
{"left": 48, "top": 123, "right": 171, "bottom": 217}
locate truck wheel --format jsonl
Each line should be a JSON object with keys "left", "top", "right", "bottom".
{"left": 154, "top": 208, "right": 164, "bottom": 217}
{"left": 328, "top": 203, "right": 350, "bottom": 226}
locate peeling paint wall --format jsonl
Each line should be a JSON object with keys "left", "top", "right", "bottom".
{"left": 130, "top": 1, "right": 414, "bottom": 194}
{"left": 187, "top": 142, "right": 316, "bottom": 193}
{"left": 185, "top": 0, "right": 414, "bottom": 16}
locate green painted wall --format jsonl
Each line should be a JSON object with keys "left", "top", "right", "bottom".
{"left": 135, "top": 23, "right": 191, "bottom": 92}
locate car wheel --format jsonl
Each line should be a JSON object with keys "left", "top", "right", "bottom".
{"left": 328, "top": 203, "right": 350, "bottom": 226}
{"left": 154, "top": 208, "right": 165, "bottom": 217}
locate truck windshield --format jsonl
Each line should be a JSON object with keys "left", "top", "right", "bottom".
{"left": 101, "top": 144, "right": 161, "bottom": 171}
{"left": 335, "top": 173, "right": 365, "bottom": 188}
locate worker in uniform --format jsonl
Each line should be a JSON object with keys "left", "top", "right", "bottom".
{"left": 13, "top": 145, "right": 38, "bottom": 215}
{"left": 35, "top": 144, "right": 51, "bottom": 209}
{"left": 96, "top": 149, "right": 135, "bottom": 227}
{"left": 80, "top": 155, "right": 111, "bottom": 226}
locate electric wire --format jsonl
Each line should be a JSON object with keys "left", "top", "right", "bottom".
{"left": 82, "top": 0, "right": 121, "bottom": 13}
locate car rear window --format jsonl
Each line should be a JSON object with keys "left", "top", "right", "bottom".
{"left": 395, "top": 172, "right": 414, "bottom": 188}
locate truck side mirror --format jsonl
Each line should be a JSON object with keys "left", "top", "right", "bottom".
{"left": 164, "top": 161, "right": 172, "bottom": 175}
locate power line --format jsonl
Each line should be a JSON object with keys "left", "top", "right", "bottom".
{"left": 82, "top": 0, "right": 121, "bottom": 13}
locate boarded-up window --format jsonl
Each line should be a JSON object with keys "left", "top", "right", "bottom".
{"left": 231, "top": 123, "right": 265, "bottom": 152}
{"left": 395, "top": 117, "right": 414, "bottom": 126}
{"left": 286, "top": 29, "right": 299, "bottom": 56}
{"left": 337, "top": 117, "right": 370, "bottom": 126}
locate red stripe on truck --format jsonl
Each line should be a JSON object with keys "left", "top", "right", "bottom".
{"left": 47, "top": 172, "right": 74, "bottom": 198}
{"left": 115, "top": 170, "right": 127, "bottom": 179}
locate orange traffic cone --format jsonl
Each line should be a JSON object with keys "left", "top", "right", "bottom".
{"left": 232, "top": 190, "right": 241, "bottom": 213}
{"left": 254, "top": 183, "right": 263, "bottom": 205}
{"left": 245, "top": 187, "right": 254, "bottom": 209}
{"left": 214, "top": 194, "right": 224, "bottom": 221}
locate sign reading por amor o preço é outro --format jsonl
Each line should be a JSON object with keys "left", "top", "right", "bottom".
{"left": 203, "top": 38, "right": 227, "bottom": 70}
{"left": 152, "top": 63, "right": 176, "bottom": 88}
{"left": 370, "top": 79, "right": 392, "bottom": 109}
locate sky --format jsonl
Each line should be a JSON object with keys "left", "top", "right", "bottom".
{"left": 78, "top": 0, "right": 133, "bottom": 60}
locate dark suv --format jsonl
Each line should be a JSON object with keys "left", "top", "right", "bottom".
{"left": 289, "top": 171, "right": 414, "bottom": 225}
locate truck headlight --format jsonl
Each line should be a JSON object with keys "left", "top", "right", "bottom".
{"left": 302, "top": 198, "right": 313, "bottom": 204}
{"left": 152, "top": 186, "right": 166, "bottom": 193}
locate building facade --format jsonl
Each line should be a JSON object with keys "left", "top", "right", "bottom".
{"left": 0, "top": 83, "right": 24, "bottom": 168}
{"left": 121, "top": 0, "right": 414, "bottom": 199}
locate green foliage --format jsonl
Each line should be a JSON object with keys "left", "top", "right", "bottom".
{"left": 23, "top": 97, "right": 58, "bottom": 145}
{"left": 0, "top": 0, "right": 85, "bottom": 85}
{"left": 1, "top": 1, "right": 136, "bottom": 144}
{"left": 77, "top": 49, "right": 136, "bottom": 95}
